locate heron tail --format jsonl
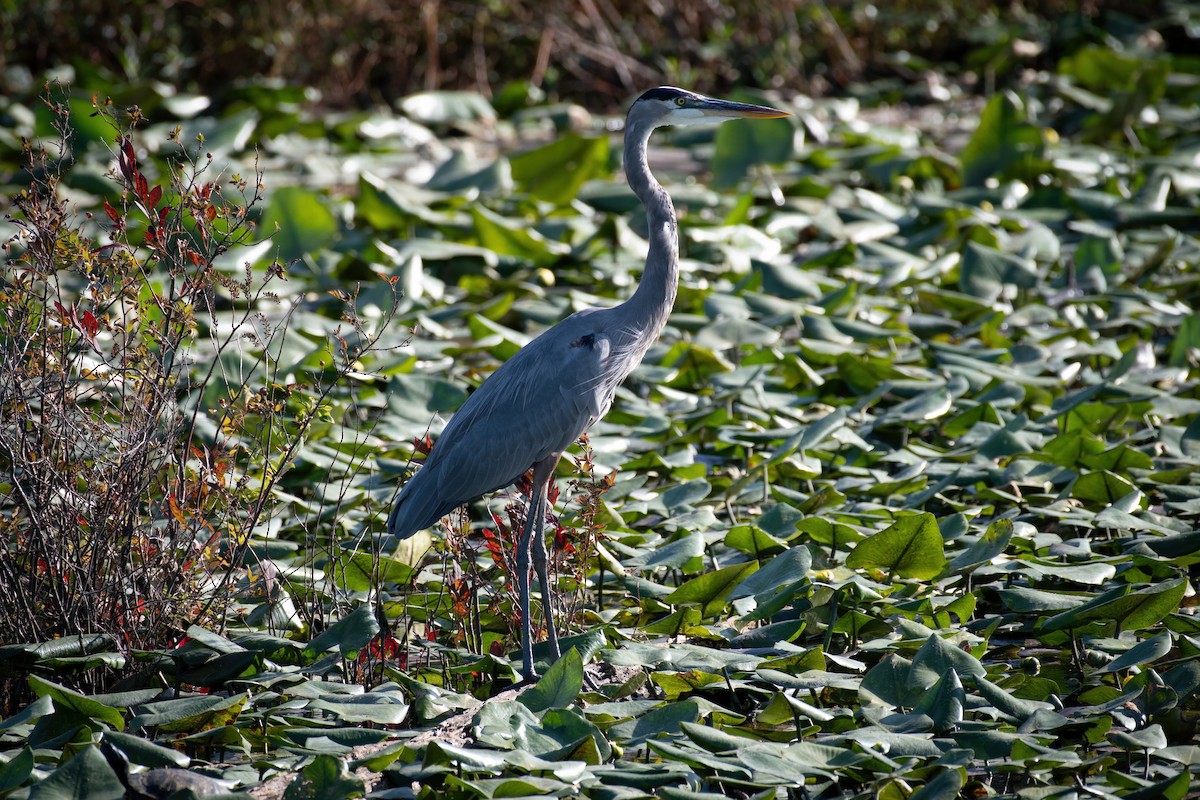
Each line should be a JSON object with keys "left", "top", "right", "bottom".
{"left": 386, "top": 468, "right": 455, "bottom": 540}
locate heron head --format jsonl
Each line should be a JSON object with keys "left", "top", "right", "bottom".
{"left": 631, "top": 86, "right": 788, "bottom": 129}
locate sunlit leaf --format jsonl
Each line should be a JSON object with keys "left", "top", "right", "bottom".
{"left": 664, "top": 562, "right": 759, "bottom": 618}
{"left": 1043, "top": 579, "right": 1187, "bottom": 633}
{"left": 305, "top": 604, "right": 380, "bottom": 658}
{"left": 520, "top": 648, "right": 584, "bottom": 712}
{"left": 959, "top": 91, "right": 1044, "bottom": 186}
{"left": 282, "top": 753, "right": 365, "bottom": 800}
{"left": 27, "top": 677, "right": 124, "bottom": 731}
{"left": 259, "top": 186, "right": 337, "bottom": 262}
{"left": 846, "top": 513, "right": 945, "bottom": 580}
{"left": 510, "top": 133, "right": 609, "bottom": 205}
{"left": 712, "top": 114, "right": 793, "bottom": 190}
{"left": 399, "top": 91, "right": 496, "bottom": 125}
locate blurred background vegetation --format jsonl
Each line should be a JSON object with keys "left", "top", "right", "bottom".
{"left": 3, "top": 0, "right": 1193, "bottom": 110}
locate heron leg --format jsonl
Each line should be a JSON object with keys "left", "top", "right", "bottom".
{"left": 515, "top": 488, "right": 538, "bottom": 680}
{"left": 530, "top": 457, "right": 562, "bottom": 661}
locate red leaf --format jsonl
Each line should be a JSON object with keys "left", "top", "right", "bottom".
{"left": 119, "top": 137, "right": 136, "bottom": 180}
{"left": 81, "top": 310, "right": 98, "bottom": 336}
{"left": 103, "top": 198, "right": 120, "bottom": 223}
{"left": 136, "top": 173, "right": 149, "bottom": 205}
{"left": 148, "top": 184, "right": 162, "bottom": 209}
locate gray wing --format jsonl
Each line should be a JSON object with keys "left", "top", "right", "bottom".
{"left": 388, "top": 310, "right": 616, "bottom": 538}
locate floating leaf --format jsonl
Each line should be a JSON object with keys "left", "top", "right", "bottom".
{"left": 305, "top": 604, "right": 380, "bottom": 658}
{"left": 519, "top": 648, "right": 584, "bottom": 713}
{"left": 27, "top": 747, "right": 124, "bottom": 800}
{"left": 259, "top": 186, "right": 337, "bottom": 262}
{"left": 510, "top": 133, "right": 609, "bottom": 205}
{"left": 1100, "top": 631, "right": 1174, "bottom": 673}
{"left": 959, "top": 91, "right": 1044, "bottom": 186}
{"left": 282, "top": 753, "right": 365, "bottom": 800}
{"left": 729, "top": 546, "right": 812, "bottom": 600}
{"left": 664, "top": 562, "right": 759, "bottom": 618}
{"left": 1043, "top": 579, "right": 1187, "bottom": 633}
{"left": 27, "top": 677, "right": 124, "bottom": 731}
{"left": 846, "top": 513, "right": 946, "bottom": 580}
{"left": 712, "top": 111, "right": 793, "bottom": 189}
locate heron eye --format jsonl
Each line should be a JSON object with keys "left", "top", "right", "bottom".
{"left": 675, "top": 97, "right": 686, "bottom": 106}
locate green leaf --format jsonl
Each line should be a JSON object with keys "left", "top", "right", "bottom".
{"left": 519, "top": 648, "right": 584, "bottom": 712}
{"left": 510, "top": 133, "right": 609, "bottom": 205}
{"left": 643, "top": 607, "right": 703, "bottom": 636}
{"left": 846, "top": 513, "right": 946, "bottom": 580}
{"left": 768, "top": 408, "right": 848, "bottom": 466}
{"left": 399, "top": 90, "right": 495, "bottom": 124}
{"left": 914, "top": 668, "right": 964, "bottom": 733}
{"left": 99, "top": 732, "right": 190, "bottom": 769}
{"left": 729, "top": 546, "right": 812, "bottom": 600}
{"left": 306, "top": 604, "right": 380, "bottom": 658}
{"left": 947, "top": 518, "right": 1013, "bottom": 571}
{"left": 1043, "top": 579, "right": 1187, "bottom": 633}
{"left": 356, "top": 172, "right": 445, "bottom": 229}
{"left": 1072, "top": 470, "right": 1138, "bottom": 505}
{"left": 724, "top": 525, "right": 788, "bottom": 557}
{"left": 730, "top": 619, "right": 806, "bottom": 647}
{"left": 712, "top": 114, "right": 793, "bottom": 190}
{"left": 1059, "top": 46, "right": 1148, "bottom": 90}
{"left": 609, "top": 701, "right": 700, "bottom": 746}
{"left": 958, "top": 241, "right": 1038, "bottom": 297}
{"left": 282, "top": 753, "right": 365, "bottom": 800}
{"left": 476, "top": 701, "right": 611, "bottom": 761}
{"left": 996, "top": 586, "right": 1090, "bottom": 613}
{"left": 1099, "top": 631, "right": 1173, "bottom": 673}
{"left": 28, "top": 747, "right": 124, "bottom": 800}
{"left": 129, "top": 694, "right": 247, "bottom": 734}
{"left": 664, "top": 562, "right": 759, "bottom": 618}
{"left": 959, "top": 91, "right": 1044, "bottom": 186}
{"left": 27, "top": 676, "right": 124, "bottom": 731}
{"left": 259, "top": 186, "right": 337, "bottom": 262}
{"left": 1170, "top": 314, "right": 1200, "bottom": 369}
{"left": 910, "top": 633, "right": 987, "bottom": 686}
{"left": 632, "top": 533, "right": 705, "bottom": 570}
{"left": 1108, "top": 724, "right": 1167, "bottom": 752}
{"left": 0, "top": 746, "right": 33, "bottom": 793}
{"left": 307, "top": 694, "right": 410, "bottom": 725}
{"left": 327, "top": 551, "right": 416, "bottom": 592}
{"left": 1121, "top": 771, "right": 1191, "bottom": 800}
{"left": 975, "top": 677, "right": 1054, "bottom": 722}
{"left": 860, "top": 653, "right": 918, "bottom": 708}
{"left": 909, "top": 766, "right": 965, "bottom": 800}
{"left": 471, "top": 205, "right": 567, "bottom": 265}
{"left": 1180, "top": 412, "right": 1200, "bottom": 459}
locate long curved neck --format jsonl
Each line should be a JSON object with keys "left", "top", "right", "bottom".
{"left": 621, "top": 116, "right": 678, "bottom": 340}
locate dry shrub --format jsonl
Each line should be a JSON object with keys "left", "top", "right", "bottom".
{"left": 0, "top": 95, "right": 267, "bottom": 658}
{"left": 3, "top": 0, "right": 1148, "bottom": 109}
{"left": 0, "top": 92, "right": 397, "bottom": 680}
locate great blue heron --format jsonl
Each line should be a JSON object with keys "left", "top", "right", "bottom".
{"left": 388, "top": 86, "right": 788, "bottom": 680}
